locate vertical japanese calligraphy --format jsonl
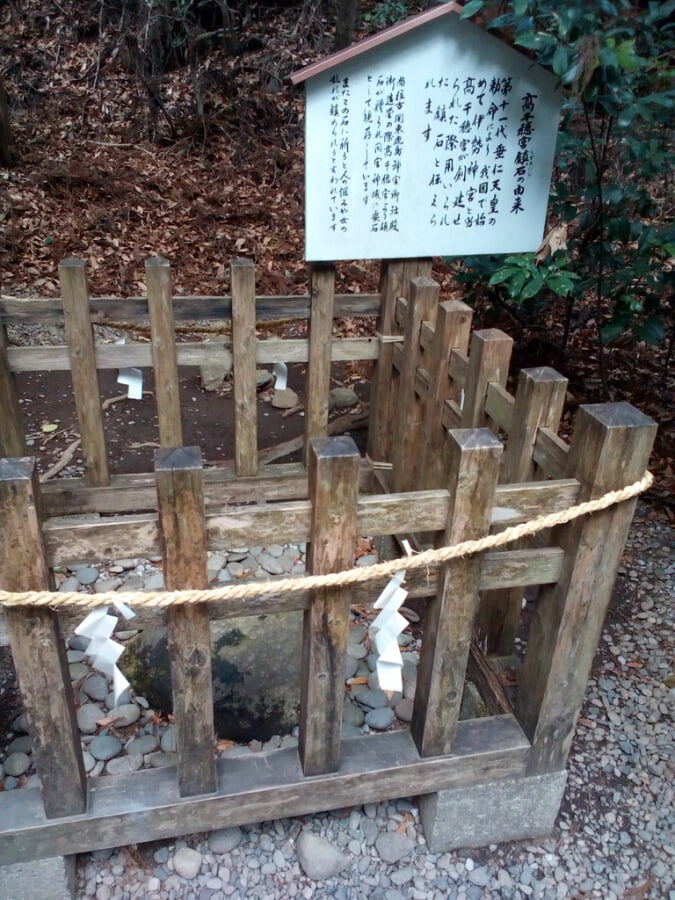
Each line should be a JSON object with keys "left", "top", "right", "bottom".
{"left": 328, "top": 74, "right": 351, "bottom": 233}
{"left": 362, "top": 74, "right": 406, "bottom": 233}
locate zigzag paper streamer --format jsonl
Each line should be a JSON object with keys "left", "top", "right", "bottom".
{"left": 369, "top": 571, "right": 408, "bottom": 693}
{"left": 74, "top": 598, "right": 136, "bottom": 706}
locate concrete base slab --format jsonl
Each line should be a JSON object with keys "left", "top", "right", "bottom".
{"left": 418, "top": 771, "right": 567, "bottom": 852}
{"left": 0, "top": 854, "right": 76, "bottom": 900}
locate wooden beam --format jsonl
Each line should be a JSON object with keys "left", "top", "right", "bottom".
{"left": 518, "top": 402, "right": 656, "bottom": 774}
{"left": 231, "top": 259, "right": 258, "bottom": 476}
{"left": 0, "top": 318, "right": 26, "bottom": 457}
{"left": 146, "top": 257, "right": 182, "bottom": 447}
{"left": 0, "top": 717, "right": 529, "bottom": 865}
{"left": 300, "top": 436, "right": 360, "bottom": 776}
{"left": 305, "top": 263, "right": 336, "bottom": 456}
{"left": 0, "top": 457, "right": 86, "bottom": 818}
{"left": 461, "top": 329, "right": 513, "bottom": 430}
{"left": 59, "top": 258, "right": 109, "bottom": 486}
{"left": 155, "top": 447, "right": 216, "bottom": 797}
{"left": 411, "top": 428, "right": 502, "bottom": 757}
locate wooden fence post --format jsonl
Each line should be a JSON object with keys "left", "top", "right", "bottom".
{"left": 230, "top": 258, "right": 257, "bottom": 477}
{"left": 305, "top": 263, "right": 336, "bottom": 456}
{"left": 418, "top": 299, "right": 473, "bottom": 492}
{"left": 461, "top": 329, "right": 513, "bottom": 429}
{"left": 367, "top": 258, "right": 432, "bottom": 463}
{"left": 59, "top": 258, "right": 109, "bottom": 486}
{"left": 477, "top": 367, "right": 568, "bottom": 655}
{"left": 299, "top": 436, "right": 360, "bottom": 776}
{"left": 392, "top": 276, "right": 439, "bottom": 493}
{"left": 146, "top": 257, "right": 183, "bottom": 447}
{"left": 411, "top": 428, "right": 502, "bottom": 757}
{"left": 155, "top": 446, "right": 216, "bottom": 797}
{"left": 0, "top": 457, "right": 87, "bottom": 817}
{"left": 0, "top": 318, "right": 25, "bottom": 457}
{"left": 517, "top": 402, "right": 656, "bottom": 774}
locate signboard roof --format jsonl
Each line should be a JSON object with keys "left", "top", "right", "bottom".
{"left": 292, "top": 5, "right": 562, "bottom": 262}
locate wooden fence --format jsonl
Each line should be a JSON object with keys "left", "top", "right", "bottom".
{"left": 0, "top": 257, "right": 657, "bottom": 866}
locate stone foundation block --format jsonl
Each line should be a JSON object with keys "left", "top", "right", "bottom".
{"left": 418, "top": 770, "right": 567, "bottom": 852}
{"left": 0, "top": 854, "right": 76, "bottom": 900}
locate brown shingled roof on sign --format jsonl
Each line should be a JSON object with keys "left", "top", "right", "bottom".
{"left": 289, "top": 1, "right": 465, "bottom": 85}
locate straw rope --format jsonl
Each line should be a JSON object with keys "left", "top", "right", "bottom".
{"left": 0, "top": 471, "right": 653, "bottom": 610}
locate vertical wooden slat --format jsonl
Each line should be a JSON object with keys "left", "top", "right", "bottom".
{"left": 410, "top": 428, "right": 502, "bottom": 757}
{"left": 299, "top": 436, "right": 360, "bottom": 776}
{"left": 230, "top": 258, "right": 257, "bottom": 477}
{"left": 59, "top": 258, "right": 109, "bottom": 486}
{"left": 0, "top": 317, "right": 26, "bottom": 457}
{"left": 461, "top": 328, "right": 513, "bottom": 429}
{"left": 418, "top": 299, "right": 473, "bottom": 492}
{"left": 477, "top": 367, "right": 569, "bottom": 655}
{"left": 304, "top": 263, "right": 336, "bottom": 455}
{"left": 0, "top": 457, "right": 86, "bottom": 817}
{"left": 367, "top": 258, "right": 432, "bottom": 463}
{"left": 518, "top": 402, "right": 656, "bottom": 774}
{"left": 155, "top": 446, "right": 216, "bottom": 797}
{"left": 146, "top": 256, "right": 182, "bottom": 447}
{"left": 391, "top": 276, "right": 439, "bottom": 493}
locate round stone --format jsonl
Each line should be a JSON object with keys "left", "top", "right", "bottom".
{"left": 172, "top": 846, "right": 203, "bottom": 879}
{"left": 69, "top": 663, "right": 89, "bottom": 681}
{"left": 59, "top": 576, "right": 80, "bottom": 592}
{"left": 89, "top": 735, "right": 122, "bottom": 761}
{"left": 259, "top": 554, "right": 285, "bottom": 575}
{"left": 82, "top": 751, "right": 96, "bottom": 773}
{"left": 77, "top": 703, "right": 103, "bottom": 734}
{"left": 126, "top": 734, "right": 159, "bottom": 755}
{"left": 4, "top": 752, "right": 31, "bottom": 777}
{"left": 365, "top": 707, "right": 395, "bottom": 730}
{"left": 11, "top": 713, "right": 29, "bottom": 733}
{"left": 147, "top": 751, "right": 177, "bottom": 768}
{"left": 83, "top": 675, "right": 109, "bottom": 702}
{"left": 356, "top": 689, "right": 390, "bottom": 709}
{"left": 375, "top": 832, "right": 414, "bottom": 864}
{"left": 329, "top": 386, "right": 359, "bottom": 409}
{"left": 347, "top": 642, "right": 369, "bottom": 660}
{"left": 75, "top": 566, "right": 100, "bottom": 585}
{"left": 144, "top": 572, "right": 164, "bottom": 591}
{"left": 111, "top": 703, "right": 141, "bottom": 727}
{"left": 209, "top": 826, "right": 243, "bottom": 854}
{"left": 7, "top": 735, "right": 32, "bottom": 755}
{"left": 270, "top": 387, "right": 299, "bottom": 409}
{"left": 106, "top": 754, "right": 143, "bottom": 775}
{"left": 342, "top": 701, "right": 365, "bottom": 727}
{"left": 395, "top": 698, "right": 414, "bottom": 722}
{"left": 161, "top": 727, "right": 176, "bottom": 753}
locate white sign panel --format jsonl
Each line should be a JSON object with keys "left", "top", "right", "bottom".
{"left": 303, "top": 14, "right": 561, "bottom": 261}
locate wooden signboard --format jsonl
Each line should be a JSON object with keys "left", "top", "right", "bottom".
{"left": 291, "top": 4, "right": 562, "bottom": 261}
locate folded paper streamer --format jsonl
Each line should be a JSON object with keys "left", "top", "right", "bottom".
{"left": 369, "top": 571, "right": 408, "bottom": 693}
{"left": 115, "top": 337, "right": 144, "bottom": 400}
{"left": 74, "top": 598, "right": 136, "bottom": 706}
{"left": 273, "top": 361, "right": 288, "bottom": 390}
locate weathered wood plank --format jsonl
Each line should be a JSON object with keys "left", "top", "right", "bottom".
{"left": 7, "top": 336, "right": 380, "bottom": 372}
{"left": 59, "top": 259, "right": 109, "bottom": 486}
{"left": 0, "top": 457, "right": 87, "bottom": 818}
{"left": 467, "top": 639, "right": 513, "bottom": 716}
{"left": 0, "top": 319, "right": 26, "bottom": 457}
{"left": 367, "top": 259, "right": 432, "bottom": 463}
{"left": 518, "top": 403, "right": 656, "bottom": 774}
{"left": 0, "top": 717, "right": 529, "bottom": 865}
{"left": 146, "top": 257, "right": 183, "bottom": 447}
{"left": 419, "top": 300, "right": 473, "bottom": 492}
{"left": 532, "top": 426, "right": 570, "bottom": 479}
{"left": 478, "top": 367, "right": 569, "bottom": 656}
{"left": 411, "top": 428, "right": 502, "bottom": 757}
{"left": 305, "top": 264, "right": 336, "bottom": 454}
{"left": 461, "top": 329, "right": 513, "bottom": 429}
{"left": 0, "top": 293, "right": 381, "bottom": 326}
{"left": 484, "top": 382, "right": 515, "bottom": 433}
{"left": 300, "top": 437, "right": 360, "bottom": 776}
{"left": 155, "top": 447, "right": 216, "bottom": 797}
{"left": 392, "top": 277, "right": 439, "bottom": 493}
{"left": 231, "top": 259, "right": 258, "bottom": 476}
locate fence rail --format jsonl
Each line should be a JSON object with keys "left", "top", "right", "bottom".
{"left": 0, "top": 256, "right": 657, "bottom": 870}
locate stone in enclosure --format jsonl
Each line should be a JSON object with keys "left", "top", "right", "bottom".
{"left": 296, "top": 829, "right": 350, "bottom": 880}
{"left": 172, "top": 847, "right": 203, "bottom": 879}
{"left": 200, "top": 345, "right": 233, "bottom": 391}
{"left": 124, "top": 611, "right": 303, "bottom": 742}
{"left": 209, "top": 825, "right": 243, "bottom": 853}
{"left": 270, "top": 387, "right": 299, "bottom": 409}
{"left": 329, "top": 386, "right": 359, "bottom": 409}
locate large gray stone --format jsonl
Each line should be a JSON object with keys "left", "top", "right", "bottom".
{"left": 0, "top": 855, "right": 76, "bottom": 900}
{"left": 417, "top": 771, "right": 567, "bottom": 852}
{"left": 124, "top": 612, "right": 303, "bottom": 742}
{"left": 296, "top": 830, "right": 349, "bottom": 880}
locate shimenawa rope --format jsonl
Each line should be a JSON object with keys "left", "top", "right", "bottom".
{"left": 0, "top": 471, "right": 653, "bottom": 610}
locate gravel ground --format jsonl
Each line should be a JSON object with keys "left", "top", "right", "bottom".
{"left": 69, "top": 504, "right": 673, "bottom": 900}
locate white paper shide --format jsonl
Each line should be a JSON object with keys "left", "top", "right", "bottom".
{"left": 369, "top": 571, "right": 409, "bottom": 693}
{"left": 74, "top": 597, "right": 136, "bottom": 706}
